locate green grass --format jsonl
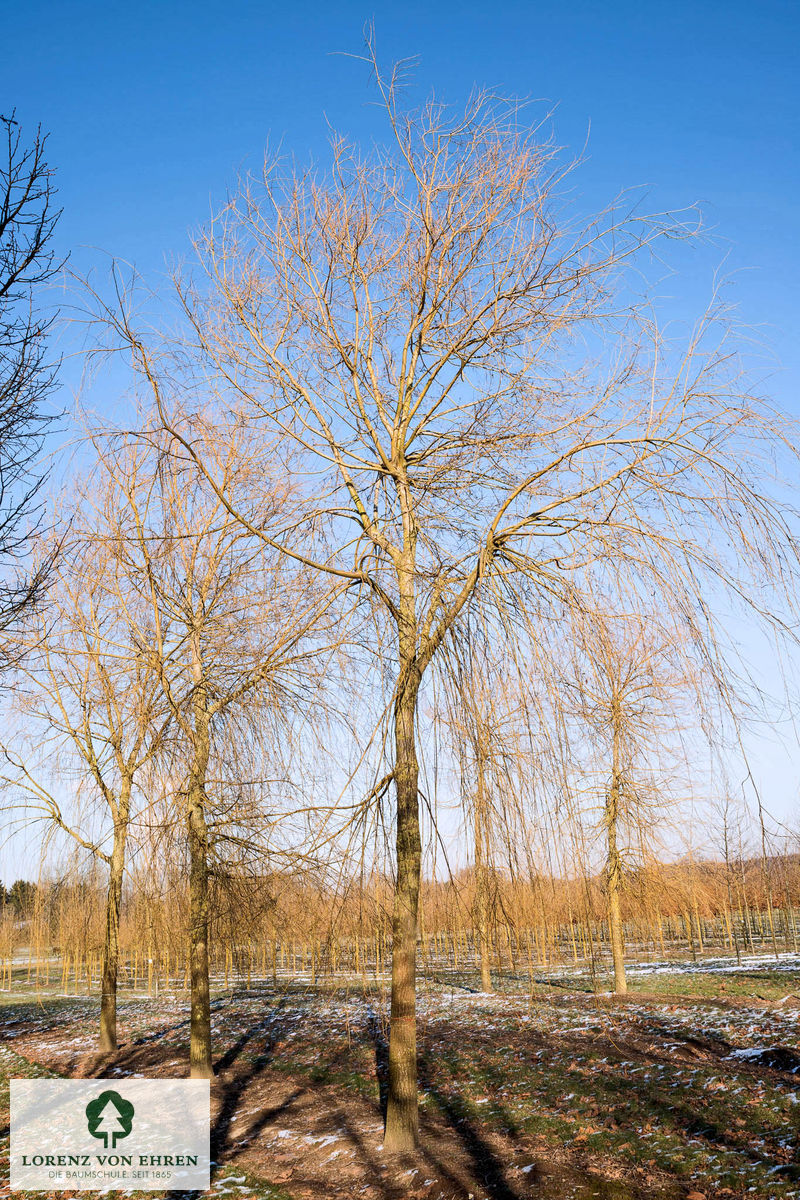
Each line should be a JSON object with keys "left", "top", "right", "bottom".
{"left": 624, "top": 967, "right": 800, "bottom": 1001}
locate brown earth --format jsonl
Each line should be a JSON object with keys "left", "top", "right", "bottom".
{"left": 4, "top": 992, "right": 772, "bottom": 1200}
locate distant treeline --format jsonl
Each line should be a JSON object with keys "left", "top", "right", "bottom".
{"left": 4, "top": 849, "right": 800, "bottom": 965}
{"left": 0, "top": 880, "right": 37, "bottom": 915}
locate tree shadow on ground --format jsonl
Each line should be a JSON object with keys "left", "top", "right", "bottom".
{"left": 366, "top": 1005, "right": 389, "bottom": 1121}
{"left": 365, "top": 1006, "right": 529, "bottom": 1199}
{"left": 180, "top": 999, "right": 304, "bottom": 1200}
{"left": 417, "top": 1048, "right": 527, "bottom": 1200}
{"left": 210, "top": 996, "right": 299, "bottom": 1158}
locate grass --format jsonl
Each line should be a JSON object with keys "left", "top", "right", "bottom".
{"left": 261, "top": 994, "right": 800, "bottom": 1197}
{"left": 3, "top": 956, "right": 800, "bottom": 1198}
{"left": 625, "top": 966, "right": 800, "bottom": 1001}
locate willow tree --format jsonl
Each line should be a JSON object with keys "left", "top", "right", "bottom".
{"left": 439, "top": 635, "right": 529, "bottom": 994}
{"left": 0, "top": 517, "right": 171, "bottom": 1051}
{"left": 561, "top": 607, "right": 700, "bottom": 995}
{"left": 95, "top": 54, "right": 799, "bottom": 1150}
{"left": 87, "top": 421, "right": 337, "bottom": 1078}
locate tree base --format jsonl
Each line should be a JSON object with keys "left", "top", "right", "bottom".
{"left": 383, "top": 1099, "right": 418, "bottom": 1155}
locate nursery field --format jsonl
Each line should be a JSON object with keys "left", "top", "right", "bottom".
{"left": 2, "top": 956, "right": 800, "bottom": 1200}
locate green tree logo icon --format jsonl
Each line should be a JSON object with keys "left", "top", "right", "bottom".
{"left": 85, "top": 1090, "right": 135, "bottom": 1149}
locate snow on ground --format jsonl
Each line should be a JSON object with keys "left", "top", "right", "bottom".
{"left": 624, "top": 951, "right": 800, "bottom": 977}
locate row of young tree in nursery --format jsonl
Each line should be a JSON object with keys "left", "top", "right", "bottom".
{"left": 4, "top": 53, "right": 800, "bottom": 1154}
{"left": 9, "top": 834, "right": 800, "bottom": 989}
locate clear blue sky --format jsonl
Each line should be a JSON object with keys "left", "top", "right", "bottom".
{"left": 1, "top": 0, "right": 799, "bottom": 879}
{"left": 3, "top": 0, "right": 797, "bottom": 410}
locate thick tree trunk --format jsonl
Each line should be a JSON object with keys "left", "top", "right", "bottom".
{"left": 99, "top": 797, "right": 129, "bottom": 1053}
{"left": 187, "top": 633, "right": 214, "bottom": 1080}
{"left": 384, "top": 657, "right": 422, "bottom": 1154}
{"left": 605, "top": 703, "right": 627, "bottom": 996}
{"left": 188, "top": 781, "right": 213, "bottom": 1078}
{"left": 606, "top": 843, "right": 627, "bottom": 995}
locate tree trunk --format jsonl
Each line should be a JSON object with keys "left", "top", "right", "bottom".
{"left": 187, "top": 634, "right": 213, "bottom": 1081}
{"left": 606, "top": 857, "right": 626, "bottom": 995}
{"left": 605, "top": 701, "right": 627, "bottom": 996}
{"left": 188, "top": 780, "right": 213, "bottom": 1078}
{"left": 99, "top": 794, "right": 129, "bottom": 1053}
{"left": 384, "top": 655, "right": 422, "bottom": 1154}
{"left": 474, "top": 751, "right": 493, "bottom": 993}
{"left": 477, "top": 897, "right": 493, "bottom": 993}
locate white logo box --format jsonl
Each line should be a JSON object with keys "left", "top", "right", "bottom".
{"left": 10, "top": 1079, "right": 210, "bottom": 1192}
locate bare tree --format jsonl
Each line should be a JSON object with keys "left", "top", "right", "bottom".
{"left": 88, "top": 52, "right": 800, "bottom": 1149}
{"left": 439, "top": 636, "right": 526, "bottom": 994}
{"left": 0, "top": 113, "right": 61, "bottom": 647}
{"left": 89, "top": 420, "right": 338, "bottom": 1077}
{"left": 1, "top": 514, "right": 171, "bottom": 1051}
{"left": 560, "top": 607, "right": 696, "bottom": 994}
